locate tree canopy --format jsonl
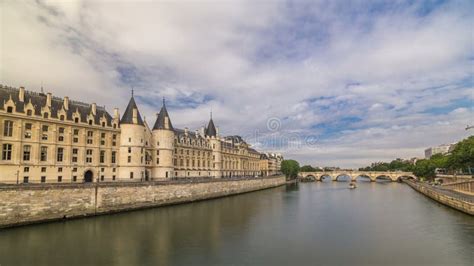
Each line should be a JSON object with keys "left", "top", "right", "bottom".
{"left": 300, "top": 165, "right": 321, "bottom": 172}
{"left": 281, "top": 160, "right": 300, "bottom": 180}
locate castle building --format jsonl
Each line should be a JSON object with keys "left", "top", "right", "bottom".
{"left": 0, "top": 85, "right": 278, "bottom": 184}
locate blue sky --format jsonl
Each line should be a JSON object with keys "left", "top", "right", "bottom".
{"left": 1, "top": 0, "right": 473, "bottom": 167}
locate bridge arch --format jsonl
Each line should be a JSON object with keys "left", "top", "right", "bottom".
{"left": 354, "top": 174, "right": 373, "bottom": 182}
{"left": 335, "top": 174, "right": 352, "bottom": 182}
{"left": 319, "top": 174, "right": 333, "bottom": 181}
{"left": 375, "top": 175, "right": 392, "bottom": 182}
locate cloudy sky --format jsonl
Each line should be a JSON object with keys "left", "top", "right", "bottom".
{"left": 1, "top": 0, "right": 473, "bottom": 168}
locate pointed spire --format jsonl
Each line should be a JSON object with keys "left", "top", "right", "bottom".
{"left": 120, "top": 94, "right": 144, "bottom": 126}
{"left": 153, "top": 97, "right": 173, "bottom": 130}
{"left": 205, "top": 114, "right": 217, "bottom": 137}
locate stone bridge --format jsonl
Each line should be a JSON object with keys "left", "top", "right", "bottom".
{"left": 299, "top": 171, "right": 415, "bottom": 182}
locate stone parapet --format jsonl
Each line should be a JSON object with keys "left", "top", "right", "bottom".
{"left": 0, "top": 176, "right": 286, "bottom": 228}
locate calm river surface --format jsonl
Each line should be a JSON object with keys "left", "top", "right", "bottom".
{"left": 1, "top": 180, "right": 473, "bottom": 266}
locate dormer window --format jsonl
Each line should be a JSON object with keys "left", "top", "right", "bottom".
{"left": 102, "top": 122, "right": 105, "bottom": 127}
{"left": 74, "top": 117, "right": 79, "bottom": 123}
{"left": 89, "top": 120, "right": 93, "bottom": 125}
{"left": 7, "top": 106, "right": 13, "bottom": 113}
{"left": 26, "top": 110, "right": 32, "bottom": 116}
{"left": 43, "top": 113, "right": 49, "bottom": 119}
{"left": 60, "top": 115, "right": 65, "bottom": 121}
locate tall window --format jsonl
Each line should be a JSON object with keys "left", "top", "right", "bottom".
{"left": 111, "top": 151, "right": 116, "bottom": 164}
{"left": 40, "top": 146, "right": 48, "bottom": 161}
{"left": 100, "top": 150, "right": 105, "bottom": 163}
{"left": 58, "top": 127, "right": 65, "bottom": 142}
{"left": 73, "top": 129, "right": 79, "bottom": 143}
{"left": 72, "top": 148, "right": 78, "bottom": 163}
{"left": 23, "top": 145, "right": 31, "bottom": 161}
{"left": 86, "top": 149, "right": 93, "bottom": 163}
{"left": 101, "top": 133, "right": 106, "bottom": 145}
{"left": 87, "top": 131, "right": 93, "bottom": 144}
{"left": 57, "top": 147, "right": 64, "bottom": 162}
{"left": 2, "top": 144, "right": 12, "bottom": 160}
{"left": 42, "top": 125, "right": 49, "bottom": 140}
{"left": 3, "top": 120, "right": 13, "bottom": 137}
{"left": 24, "top": 123, "right": 32, "bottom": 139}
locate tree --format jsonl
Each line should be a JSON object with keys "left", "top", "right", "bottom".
{"left": 300, "top": 165, "right": 316, "bottom": 172}
{"left": 447, "top": 136, "right": 474, "bottom": 173}
{"left": 281, "top": 160, "right": 300, "bottom": 180}
{"left": 412, "top": 159, "right": 436, "bottom": 179}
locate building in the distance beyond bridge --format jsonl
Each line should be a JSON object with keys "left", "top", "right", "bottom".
{"left": 0, "top": 85, "right": 279, "bottom": 184}
{"left": 424, "top": 143, "right": 456, "bottom": 159}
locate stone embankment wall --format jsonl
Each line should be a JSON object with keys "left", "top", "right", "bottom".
{"left": 403, "top": 179, "right": 474, "bottom": 216}
{"left": 0, "top": 176, "right": 286, "bottom": 228}
{"left": 441, "top": 180, "right": 474, "bottom": 196}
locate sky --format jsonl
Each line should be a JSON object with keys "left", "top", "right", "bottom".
{"left": 1, "top": 0, "right": 473, "bottom": 168}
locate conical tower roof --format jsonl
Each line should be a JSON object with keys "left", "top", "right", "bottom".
{"left": 121, "top": 94, "right": 144, "bottom": 126}
{"left": 153, "top": 98, "right": 174, "bottom": 130}
{"left": 205, "top": 113, "right": 217, "bottom": 137}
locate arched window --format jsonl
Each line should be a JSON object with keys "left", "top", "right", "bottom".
{"left": 43, "top": 112, "right": 49, "bottom": 119}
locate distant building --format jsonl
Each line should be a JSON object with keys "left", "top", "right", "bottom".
{"left": 259, "top": 153, "right": 283, "bottom": 176}
{"left": 424, "top": 143, "right": 455, "bottom": 159}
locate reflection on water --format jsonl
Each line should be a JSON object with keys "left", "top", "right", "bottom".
{"left": 1, "top": 182, "right": 473, "bottom": 266}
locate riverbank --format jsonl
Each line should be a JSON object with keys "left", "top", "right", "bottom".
{"left": 403, "top": 179, "right": 474, "bottom": 216}
{"left": 0, "top": 176, "right": 286, "bottom": 229}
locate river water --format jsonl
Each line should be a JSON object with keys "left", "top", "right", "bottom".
{"left": 1, "top": 180, "right": 473, "bottom": 266}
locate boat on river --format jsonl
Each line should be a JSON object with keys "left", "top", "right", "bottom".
{"left": 349, "top": 182, "right": 357, "bottom": 189}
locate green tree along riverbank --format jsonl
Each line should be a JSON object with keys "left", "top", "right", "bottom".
{"left": 360, "top": 136, "right": 474, "bottom": 179}
{"left": 281, "top": 160, "right": 300, "bottom": 180}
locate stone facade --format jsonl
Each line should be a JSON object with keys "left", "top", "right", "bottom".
{"left": 0, "top": 85, "right": 281, "bottom": 184}
{"left": 0, "top": 176, "right": 286, "bottom": 228}
{"left": 259, "top": 153, "right": 283, "bottom": 176}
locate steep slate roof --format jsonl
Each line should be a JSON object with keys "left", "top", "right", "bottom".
{"left": 0, "top": 85, "right": 113, "bottom": 126}
{"left": 153, "top": 99, "right": 173, "bottom": 130}
{"left": 120, "top": 96, "right": 144, "bottom": 126}
{"left": 205, "top": 118, "right": 217, "bottom": 137}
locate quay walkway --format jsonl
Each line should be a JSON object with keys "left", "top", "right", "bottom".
{"left": 403, "top": 179, "right": 474, "bottom": 215}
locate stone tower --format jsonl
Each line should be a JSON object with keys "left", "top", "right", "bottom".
{"left": 152, "top": 99, "right": 175, "bottom": 179}
{"left": 118, "top": 93, "right": 146, "bottom": 181}
{"left": 205, "top": 114, "right": 222, "bottom": 178}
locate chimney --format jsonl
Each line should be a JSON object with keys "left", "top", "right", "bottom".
{"left": 91, "top": 103, "right": 97, "bottom": 115}
{"left": 195, "top": 129, "right": 199, "bottom": 136}
{"left": 201, "top": 126, "right": 205, "bottom": 136}
{"left": 184, "top": 127, "right": 188, "bottom": 136}
{"left": 164, "top": 117, "right": 169, "bottom": 129}
{"left": 19, "top": 87, "right": 25, "bottom": 102}
{"left": 46, "top": 93, "right": 52, "bottom": 107}
{"left": 216, "top": 127, "right": 219, "bottom": 136}
{"left": 132, "top": 108, "right": 138, "bottom": 124}
{"left": 63, "top": 96, "right": 69, "bottom": 110}
{"left": 114, "top": 108, "right": 120, "bottom": 119}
